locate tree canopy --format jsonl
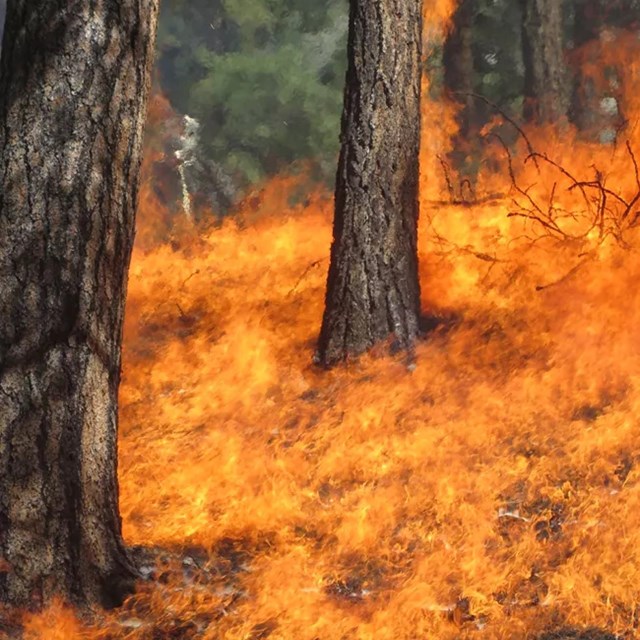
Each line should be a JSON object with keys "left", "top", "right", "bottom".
{"left": 156, "top": 0, "right": 347, "bottom": 186}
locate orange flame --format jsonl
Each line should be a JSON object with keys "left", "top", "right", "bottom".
{"left": 22, "top": 599, "right": 85, "bottom": 640}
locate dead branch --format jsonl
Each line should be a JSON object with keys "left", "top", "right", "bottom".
{"left": 436, "top": 155, "right": 477, "bottom": 204}
{"left": 437, "top": 155, "right": 456, "bottom": 202}
{"left": 457, "top": 92, "right": 540, "bottom": 170}
{"left": 423, "top": 194, "right": 506, "bottom": 207}
{"left": 535, "top": 255, "right": 595, "bottom": 291}
{"left": 499, "top": 140, "right": 640, "bottom": 245}
{"left": 627, "top": 141, "right": 640, "bottom": 191}
{"left": 181, "top": 269, "right": 201, "bottom": 289}
{"left": 287, "top": 259, "right": 326, "bottom": 297}
{"left": 490, "top": 134, "right": 549, "bottom": 224}
{"left": 569, "top": 181, "right": 628, "bottom": 208}
{"left": 526, "top": 152, "right": 591, "bottom": 211}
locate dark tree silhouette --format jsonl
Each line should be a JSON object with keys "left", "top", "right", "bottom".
{"left": 521, "top": 0, "right": 569, "bottom": 124}
{"left": 0, "top": 0, "right": 158, "bottom": 607}
{"left": 444, "top": 0, "right": 475, "bottom": 140}
{"left": 442, "top": 0, "right": 478, "bottom": 192}
{"left": 570, "top": 0, "right": 606, "bottom": 132}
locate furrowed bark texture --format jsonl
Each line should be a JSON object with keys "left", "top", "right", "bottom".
{"left": 317, "top": 0, "right": 422, "bottom": 366}
{"left": 0, "top": 0, "right": 158, "bottom": 607}
{"left": 521, "top": 0, "right": 569, "bottom": 124}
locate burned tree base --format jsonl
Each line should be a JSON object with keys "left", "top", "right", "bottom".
{"left": 316, "top": 268, "right": 421, "bottom": 368}
{"left": 98, "top": 564, "right": 139, "bottom": 610}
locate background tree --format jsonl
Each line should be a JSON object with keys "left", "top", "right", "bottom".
{"left": 442, "top": 0, "right": 478, "bottom": 190}
{"left": 443, "top": 0, "right": 476, "bottom": 165}
{"left": 569, "top": 0, "right": 607, "bottom": 133}
{"left": 428, "top": 0, "right": 524, "bottom": 195}
{"left": 316, "top": 0, "right": 423, "bottom": 366}
{"left": 520, "top": 0, "right": 569, "bottom": 124}
{"left": 157, "top": 0, "right": 347, "bottom": 190}
{"left": 569, "top": 0, "right": 640, "bottom": 139}
{"left": 0, "top": 0, "right": 158, "bottom": 607}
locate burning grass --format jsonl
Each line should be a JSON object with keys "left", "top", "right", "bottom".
{"left": 16, "top": 126, "right": 640, "bottom": 638}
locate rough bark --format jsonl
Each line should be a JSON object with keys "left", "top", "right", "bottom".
{"left": 0, "top": 0, "right": 158, "bottom": 608}
{"left": 316, "top": 0, "right": 422, "bottom": 367}
{"left": 521, "top": 0, "right": 569, "bottom": 124}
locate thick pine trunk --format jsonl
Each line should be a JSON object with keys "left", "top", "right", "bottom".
{"left": 316, "top": 0, "right": 423, "bottom": 367}
{"left": 521, "top": 0, "right": 569, "bottom": 124}
{"left": 0, "top": 1, "right": 158, "bottom": 608}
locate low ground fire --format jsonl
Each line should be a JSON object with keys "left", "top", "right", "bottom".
{"left": 16, "top": 118, "right": 640, "bottom": 639}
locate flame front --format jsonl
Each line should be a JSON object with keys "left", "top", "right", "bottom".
{"left": 22, "top": 4, "right": 640, "bottom": 640}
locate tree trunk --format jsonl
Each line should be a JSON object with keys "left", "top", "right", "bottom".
{"left": 521, "top": 0, "right": 569, "bottom": 124}
{"left": 569, "top": 0, "right": 604, "bottom": 132}
{"left": 316, "top": 0, "right": 423, "bottom": 367}
{"left": 0, "top": 0, "right": 158, "bottom": 608}
{"left": 444, "top": 0, "right": 475, "bottom": 138}
{"left": 443, "top": 0, "right": 476, "bottom": 194}
{"left": 573, "top": 0, "right": 602, "bottom": 47}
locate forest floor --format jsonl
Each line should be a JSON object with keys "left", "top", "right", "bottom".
{"left": 11, "top": 168, "right": 640, "bottom": 638}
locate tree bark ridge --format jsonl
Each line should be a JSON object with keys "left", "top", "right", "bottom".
{"left": 317, "top": 0, "right": 423, "bottom": 366}
{"left": 0, "top": 0, "right": 158, "bottom": 607}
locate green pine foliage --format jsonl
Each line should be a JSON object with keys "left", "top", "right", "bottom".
{"left": 152, "top": 0, "right": 640, "bottom": 201}
{"left": 156, "top": 0, "right": 347, "bottom": 186}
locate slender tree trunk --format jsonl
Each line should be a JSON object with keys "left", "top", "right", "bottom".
{"left": 444, "top": 0, "right": 475, "bottom": 138}
{"left": 521, "top": 0, "right": 569, "bottom": 124}
{"left": 569, "top": 0, "right": 604, "bottom": 132}
{"left": 573, "top": 0, "right": 601, "bottom": 47}
{"left": 316, "top": 0, "right": 423, "bottom": 367}
{"left": 0, "top": 0, "right": 158, "bottom": 608}
{"left": 443, "top": 0, "right": 476, "bottom": 195}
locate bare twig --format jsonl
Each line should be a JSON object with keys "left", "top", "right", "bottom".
{"left": 457, "top": 91, "right": 540, "bottom": 170}
{"left": 535, "top": 255, "right": 595, "bottom": 291}
{"left": 437, "top": 155, "right": 456, "bottom": 202}
{"left": 287, "top": 259, "right": 327, "bottom": 297}
{"left": 627, "top": 141, "right": 640, "bottom": 191}
{"left": 526, "top": 152, "right": 591, "bottom": 211}
{"left": 569, "top": 181, "right": 628, "bottom": 208}
{"left": 181, "top": 269, "right": 201, "bottom": 289}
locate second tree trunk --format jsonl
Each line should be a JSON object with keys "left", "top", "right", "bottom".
{"left": 316, "top": 0, "right": 423, "bottom": 367}
{"left": 521, "top": 0, "right": 569, "bottom": 124}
